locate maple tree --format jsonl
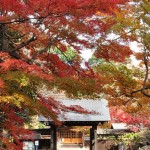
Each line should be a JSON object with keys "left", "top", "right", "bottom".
{"left": 89, "top": 0, "right": 150, "bottom": 129}
{"left": 110, "top": 0, "right": 150, "bottom": 98}
{"left": 0, "top": 0, "right": 134, "bottom": 149}
{"left": 88, "top": 59, "right": 149, "bottom": 129}
{"left": 0, "top": 0, "right": 149, "bottom": 149}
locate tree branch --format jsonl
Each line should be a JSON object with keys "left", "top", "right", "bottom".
{"left": 27, "top": 35, "right": 59, "bottom": 64}
{"left": 9, "top": 34, "right": 37, "bottom": 53}
{"left": 143, "top": 47, "right": 149, "bottom": 88}
{"left": 141, "top": 89, "right": 150, "bottom": 98}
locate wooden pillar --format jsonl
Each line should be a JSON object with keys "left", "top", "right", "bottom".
{"left": 50, "top": 125, "right": 57, "bottom": 150}
{"left": 82, "top": 131, "right": 85, "bottom": 147}
{"left": 90, "top": 125, "right": 97, "bottom": 150}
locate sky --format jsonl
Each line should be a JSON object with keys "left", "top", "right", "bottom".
{"left": 81, "top": 41, "right": 141, "bottom": 67}
{"left": 129, "top": 41, "right": 141, "bottom": 66}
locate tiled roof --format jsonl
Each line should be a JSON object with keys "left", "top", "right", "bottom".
{"left": 39, "top": 98, "right": 110, "bottom": 122}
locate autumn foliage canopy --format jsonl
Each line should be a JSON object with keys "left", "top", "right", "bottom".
{"left": 0, "top": 0, "right": 149, "bottom": 149}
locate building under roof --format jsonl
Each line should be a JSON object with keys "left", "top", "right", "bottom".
{"left": 38, "top": 96, "right": 110, "bottom": 150}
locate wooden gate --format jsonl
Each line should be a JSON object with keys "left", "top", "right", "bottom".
{"left": 58, "top": 128, "right": 83, "bottom": 145}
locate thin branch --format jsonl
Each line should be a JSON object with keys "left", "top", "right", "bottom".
{"left": 0, "top": 1, "right": 120, "bottom": 25}
{"left": 143, "top": 47, "right": 149, "bottom": 88}
{"left": 131, "top": 88, "right": 143, "bottom": 97}
{"left": 27, "top": 35, "right": 59, "bottom": 65}
{"left": 9, "top": 34, "right": 37, "bottom": 53}
{"left": 141, "top": 89, "right": 150, "bottom": 98}
{"left": 40, "top": 35, "right": 59, "bottom": 53}
{"left": 131, "top": 86, "right": 150, "bottom": 98}
{"left": 6, "top": 32, "right": 26, "bottom": 40}
{"left": 140, "top": 3, "right": 149, "bottom": 14}
{"left": 55, "top": 45, "right": 80, "bottom": 75}
{"left": 0, "top": 12, "right": 69, "bottom": 25}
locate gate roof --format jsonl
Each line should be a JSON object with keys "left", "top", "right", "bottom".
{"left": 39, "top": 98, "right": 110, "bottom": 126}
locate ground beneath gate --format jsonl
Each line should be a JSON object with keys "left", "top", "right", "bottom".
{"left": 57, "top": 143, "right": 89, "bottom": 150}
